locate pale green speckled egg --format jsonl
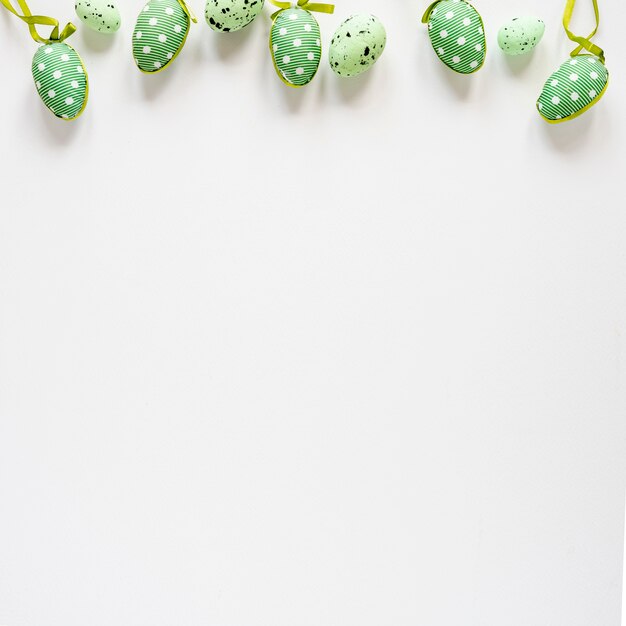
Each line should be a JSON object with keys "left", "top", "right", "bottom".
{"left": 75, "top": 0, "right": 121, "bottom": 33}
{"left": 205, "top": 0, "right": 264, "bottom": 32}
{"left": 497, "top": 16, "right": 545, "bottom": 56}
{"left": 329, "top": 14, "right": 386, "bottom": 78}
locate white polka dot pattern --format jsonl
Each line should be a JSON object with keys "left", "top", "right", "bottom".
{"left": 425, "top": 0, "right": 486, "bottom": 74}
{"left": 133, "top": 0, "right": 190, "bottom": 73}
{"left": 31, "top": 43, "right": 88, "bottom": 120}
{"left": 270, "top": 8, "right": 321, "bottom": 87}
{"left": 536, "top": 55, "right": 609, "bottom": 122}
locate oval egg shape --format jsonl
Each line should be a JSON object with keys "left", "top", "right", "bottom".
{"left": 75, "top": 0, "right": 121, "bottom": 33}
{"left": 270, "top": 8, "right": 321, "bottom": 87}
{"left": 32, "top": 42, "right": 88, "bottom": 120}
{"left": 133, "top": 0, "right": 191, "bottom": 73}
{"left": 536, "top": 55, "right": 609, "bottom": 123}
{"left": 425, "top": 0, "right": 486, "bottom": 74}
{"left": 497, "top": 16, "right": 544, "bottom": 56}
{"left": 205, "top": 0, "right": 264, "bottom": 32}
{"left": 329, "top": 14, "right": 386, "bottom": 78}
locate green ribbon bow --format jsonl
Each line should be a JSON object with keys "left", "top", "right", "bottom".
{"left": 563, "top": 0, "right": 605, "bottom": 62}
{"left": 268, "top": 0, "right": 335, "bottom": 19}
{"left": 0, "top": 0, "right": 76, "bottom": 44}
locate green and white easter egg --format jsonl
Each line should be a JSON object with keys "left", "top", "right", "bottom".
{"left": 497, "top": 16, "right": 544, "bottom": 56}
{"left": 424, "top": 0, "right": 486, "bottom": 74}
{"left": 270, "top": 8, "right": 321, "bottom": 87}
{"left": 329, "top": 14, "right": 386, "bottom": 78}
{"left": 536, "top": 55, "right": 609, "bottom": 123}
{"left": 205, "top": 0, "right": 264, "bottom": 32}
{"left": 75, "top": 0, "right": 121, "bottom": 33}
{"left": 133, "top": 0, "right": 191, "bottom": 73}
{"left": 31, "top": 43, "right": 88, "bottom": 120}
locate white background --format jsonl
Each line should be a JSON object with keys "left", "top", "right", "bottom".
{"left": 0, "top": 0, "right": 625, "bottom": 624}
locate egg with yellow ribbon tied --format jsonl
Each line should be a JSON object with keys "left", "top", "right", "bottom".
{"left": 32, "top": 42, "right": 88, "bottom": 120}
{"left": 269, "top": 0, "right": 334, "bottom": 87}
{"left": 0, "top": 0, "right": 89, "bottom": 120}
{"left": 536, "top": 0, "right": 609, "bottom": 122}
{"left": 422, "top": 0, "right": 487, "bottom": 74}
{"left": 132, "top": 0, "right": 197, "bottom": 73}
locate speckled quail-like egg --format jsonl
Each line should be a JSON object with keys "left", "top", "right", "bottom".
{"left": 133, "top": 0, "right": 192, "bottom": 73}
{"left": 270, "top": 8, "right": 322, "bottom": 87}
{"left": 497, "top": 16, "right": 544, "bottom": 56}
{"left": 537, "top": 54, "right": 609, "bottom": 123}
{"left": 424, "top": 0, "right": 486, "bottom": 74}
{"left": 329, "top": 14, "right": 386, "bottom": 77}
{"left": 205, "top": 0, "right": 264, "bottom": 32}
{"left": 75, "top": 0, "right": 121, "bottom": 33}
{"left": 32, "top": 42, "right": 88, "bottom": 120}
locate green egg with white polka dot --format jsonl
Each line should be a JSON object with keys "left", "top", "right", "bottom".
{"left": 329, "top": 14, "right": 386, "bottom": 78}
{"left": 75, "top": 0, "right": 121, "bottom": 34}
{"left": 133, "top": 0, "right": 193, "bottom": 73}
{"left": 537, "top": 55, "right": 609, "bottom": 123}
{"left": 424, "top": 0, "right": 486, "bottom": 74}
{"left": 31, "top": 43, "right": 88, "bottom": 120}
{"left": 270, "top": 8, "right": 322, "bottom": 87}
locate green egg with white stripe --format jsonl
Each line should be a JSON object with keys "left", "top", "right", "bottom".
{"left": 32, "top": 42, "right": 88, "bottom": 120}
{"left": 132, "top": 0, "right": 194, "bottom": 73}
{"left": 537, "top": 54, "right": 609, "bottom": 123}
{"left": 270, "top": 8, "right": 321, "bottom": 87}
{"left": 423, "top": 0, "right": 486, "bottom": 74}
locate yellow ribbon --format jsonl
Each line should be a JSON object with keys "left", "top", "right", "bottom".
{"left": 268, "top": 0, "right": 334, "bottom": 19}
{"left": 0, "top": 0, "right": 76, "bottom": 44}
{"left": 178, "top": 0, "right": 198, "bottom": 23}
{"left": 563, "top": 0, "right": 605, "bottom": 62}
{"left": 421, "top": 0, "right": 442, "bottom": 23}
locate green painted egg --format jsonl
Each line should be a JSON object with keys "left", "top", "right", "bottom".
{"left": 133, "top": 0, "right": 191, "bottom": 73}
{"left": 424, "top": 0, "right": 486, "bottom": 74}
{"left": 31, "top": 43, "right": 88, "bottom": 120}
{"left": 536, "top": 55, "right": 609, "bottom": 123}
{"left": 270, "top": 8, "right": 321, "bottom": 87}
{"left": 329, "top": 14, "right": 386, "bottom": 78}
{"left": 205, "top": 0, "right": 264, "bottom": 32}
{"left": 75, "top": 0, "right": 121, "bottom": 33}
{"left": 497, "top": 16, "right": 544, "bottom": 56}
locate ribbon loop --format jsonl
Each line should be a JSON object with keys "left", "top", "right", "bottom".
{"left": 178, "top": 0, "right": 198, "bottom": 24}
{"left": 268, "top": 0, "right": 334, "bottom": 19}
{"left": 0, "top": 0, "right": 76, "bottom": 44}
{"left": 421, "top": 0, "right": 442, "bottom": 24}
{"left": 563, "top": 0, "right": 605, "bottom": 63}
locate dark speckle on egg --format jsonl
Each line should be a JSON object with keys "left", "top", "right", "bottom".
{"left": 205, "top": 0, "right": 264, "bottom": 32}
{"left": 329, "top": 14, "right": 386, "bottom": 78}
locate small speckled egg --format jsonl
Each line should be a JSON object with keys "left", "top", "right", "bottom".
{"left": 329, "top": 14, "right": 386, "bottom": 78}
{"left": 75, "top": 1, "right": 121, "bottom": 33}
{"left": 205, "top": 0, "right": 264, "bottom": 32}
{"left": 536, "top": 54, "right": 609, "bottom": 123}
{"left": 497, "top": 16, "right": 544, "bottom": 56}
{"left": 270, "top": 8, "right": 321, "bottom": 87}
{"left": 424, "top": 0, "right": 486, "bottom": 74}
{"left": 133, "top": 0, "right": 192, "bottom": 73}
{"left": 32, "top": 42, "right": 88, "bottom": 120}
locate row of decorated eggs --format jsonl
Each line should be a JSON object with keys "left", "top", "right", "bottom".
{"left": 74, "top": 0, "right": 387, "bottom": 83}
{"left": 30, "top": 0, "right": 608, "bottom": 125}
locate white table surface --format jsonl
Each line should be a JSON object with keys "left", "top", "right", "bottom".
{"left": 1, "top": 0, "right": 625, "bottom": 624}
